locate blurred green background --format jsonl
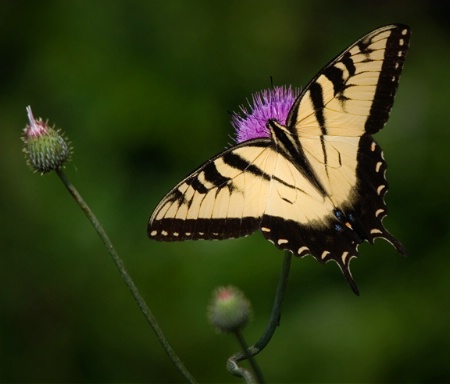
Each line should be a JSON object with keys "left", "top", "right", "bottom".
{"left": 1, "top": 1, "right": 449, "bottom": 382}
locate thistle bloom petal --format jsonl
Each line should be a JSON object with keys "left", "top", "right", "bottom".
{"left": 22, "top": 106, "right": 71, "bottom": 174}
{"left": 231, "top": 85, "right": 300, "bottom": 143}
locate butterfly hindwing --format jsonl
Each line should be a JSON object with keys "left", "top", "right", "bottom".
{"left": 256, "top": 122, "right": 363, "bottom": 292}
{"left": 352, "top": 136, "right": 406, "bottom": 253}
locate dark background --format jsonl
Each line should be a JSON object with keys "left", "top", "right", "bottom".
{"left": 1, "top": 1, "right": 449, "bottom": 382}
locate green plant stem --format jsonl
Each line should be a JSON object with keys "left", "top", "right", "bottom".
{"left": 55, "top": 168, "right": 197, "bottom": 384}
{"left": 234, "top": 330, "right": 264, "bottom": 384}
{"left": 227, "top": 251, "right": 292, "bottom": 381}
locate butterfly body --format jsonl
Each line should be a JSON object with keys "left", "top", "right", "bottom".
{"left": 148, "top": 24, "right": 410, "bottom": 294}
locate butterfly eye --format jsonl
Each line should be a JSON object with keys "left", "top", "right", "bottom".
{"left": 334, "top": 223, "right": 344, "bottom": 232}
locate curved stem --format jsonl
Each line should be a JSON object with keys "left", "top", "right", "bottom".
{"left": 227, "top": 251, "right": 292, "bottom": 381}
{"left": 234, "top": 330, "right": 264, "bottom": 383}
{"left": 55, "top": 168, "right": 197, "bottom": 384}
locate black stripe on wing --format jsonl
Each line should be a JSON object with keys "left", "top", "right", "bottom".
{"left": 149, "top": 217, "right": 260, "bottom": 241}
{"left": 323, "top": 51, "right": 356, "bottom": 98}
{"left": 203, "top": 162, "right": 231, "bottom": 187}
{"left": 365, "top": 25, "right": 410, "bottom": 134}
{"left": 223, "top": 151, "right": 271, "bottom": 180}
{"left": 267, "top": 120, "right": 328, "bottom": 196}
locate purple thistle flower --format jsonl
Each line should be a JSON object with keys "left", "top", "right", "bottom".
{"left": 231, "top": 85, "right": 300, "bottom": 143}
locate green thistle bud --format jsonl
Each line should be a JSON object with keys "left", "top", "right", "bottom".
{"left": 208, "top": 286, "right": 252, "bottom": 333}
{"left": 22, "top": 106, "right": 71, "bottom": 174}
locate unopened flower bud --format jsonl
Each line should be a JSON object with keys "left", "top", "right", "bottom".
{"left": 208, "top": 286, "right": 251, "bottom": 333}
{"left": 22, "top": 106, "right": 71, "bottom": 174}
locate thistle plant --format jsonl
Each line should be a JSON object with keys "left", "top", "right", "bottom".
{"left": 208, "top": 286, "right": 264, "bottom": 383}
{"left": 22, "top": 106, "right": 196, "bottom": 384}
{"left": 22, "top": 86, "right": 296, "bottom": 383}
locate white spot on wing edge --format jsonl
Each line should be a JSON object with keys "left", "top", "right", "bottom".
{"left": 297, "top": 246, "right": 309, "bottom": 255}
{"left": 370, "top": 228, "right": 383, "bottom": 235}
{"left": 375, "top": 161, "right": 383, "bottom": 172}
{"left": 370, "top": 142, "right": 377, "bottom": 152}
{"left": 341, "top": 251, "right": 350, "bottom": 264}
{"left": 261, "top": 227, "right": 271, "bottom": 233}
{"left": 277, "top": 239, "right": 288, "bottom": 245}
{"left": 377, "top": 185, "right": 386, "bottom": 195}
{"left": 161, "top": 230, "right": 168, "bottom": 236}
{"left": 375, "top": 208, "right": 385, "bottom": 217}
{"left": 150, "top": 230, "right": 157, "bottom": 237}
{"left": 321, "top": 250, "right": 330, "bottom": 260}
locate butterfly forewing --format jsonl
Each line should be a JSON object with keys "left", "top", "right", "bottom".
{"left": 288, "top": 24, "right": 410, "bottom": 137}
{"left": 149, "top": 140, "right": 274, "bottom": 240}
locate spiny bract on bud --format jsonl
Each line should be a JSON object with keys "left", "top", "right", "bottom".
{"left": 208, "top": 286, "right": 252, "bottom": 333}
{"left": 231, "top": 85, "right": 300, "bottom": 143}
{"left": 22, "top": 106, "right": 71, "bottom": 174}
